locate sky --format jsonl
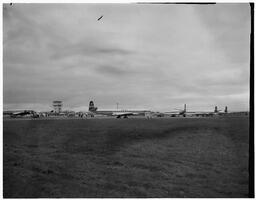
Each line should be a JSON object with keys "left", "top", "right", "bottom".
{"left": 3, "top": 3, "right": 251, "bottom": 112}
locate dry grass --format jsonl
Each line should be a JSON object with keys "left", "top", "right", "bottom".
{"left": 3, "top": 117, "right": 249, "bottom": 197}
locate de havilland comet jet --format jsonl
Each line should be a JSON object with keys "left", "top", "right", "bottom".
{"left": 88, "top": 101, "right": 149, "bottom": 118}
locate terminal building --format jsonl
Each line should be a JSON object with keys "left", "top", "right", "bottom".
{"left": 53, "top": 101, "right": 63, "bottom": 113}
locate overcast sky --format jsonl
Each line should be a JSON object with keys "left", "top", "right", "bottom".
{"left": 3, "top": 3, "right": 250, "bottom": 112}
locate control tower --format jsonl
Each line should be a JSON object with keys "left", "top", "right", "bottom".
{"left": 53, "top": 101, "right": 63, "bottom": 113}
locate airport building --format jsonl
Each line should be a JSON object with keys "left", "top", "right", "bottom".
{"left": 53, "top": 101, "right": 63, "bottom": 113}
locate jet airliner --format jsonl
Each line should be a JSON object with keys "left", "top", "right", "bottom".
{"left": 88, "top": 101, "right": 149, "bottom": 118}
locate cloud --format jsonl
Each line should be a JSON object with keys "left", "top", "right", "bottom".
{"left": 50, "top": 42, "right": 133, "bottom": 60}
{"left": 3, "top": 3, "right": 250, "bottom": 112}
{"left": 95, "top": 65, "right": 135, "bottom": 76}
{"left": 194, "top": 4, "right": 250, "bottom": 64}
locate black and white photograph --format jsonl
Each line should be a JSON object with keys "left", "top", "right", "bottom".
{"left": 3, "top": 2, "right": 252, "bottom": 198}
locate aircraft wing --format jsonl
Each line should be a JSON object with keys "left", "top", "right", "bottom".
{"left": 187, "top": 111, "right": 213, "bottom": 114}
{"left": 185, "top": 111, "right": 216, "bottom": 116}
{"left": 112, "top": 112, "right": 135, "bottom": 117}
{"left": 12, "top": 111, "right": 24, "bottom": 115}
{"left": 164, "top": 112, "right": 178, "bottom": 114}
{"left": 12, "top": 111, "right": 30, "bottom": 116}
{"left": 163, "top": 111, "right": 180, "bottom": 115}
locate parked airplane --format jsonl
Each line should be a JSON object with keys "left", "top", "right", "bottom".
{"left": 163, "top": 104, "right": 188, "bottom": 117}
{"left": 190, "top": 106, "right": 228, "bottom": 117}
{"left": 88, "top": 101, "right": 149, "bottom": 118}
{"left": 9, "top": 110, "right": 39, "bottom": 118}
{"left": 163, "top": 105, "right": 228, "bottom": 117}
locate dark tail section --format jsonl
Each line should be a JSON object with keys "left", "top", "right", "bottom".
{"left": 214, "top": 106, "right": 218, "bottom": 113}
{"left": 89, "top": 101, "right": 97, "bottom": 112}
{"left": 224, "top": 106, "right": 228, "bottom": 113}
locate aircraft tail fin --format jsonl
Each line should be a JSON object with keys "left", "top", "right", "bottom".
{"left": 224, "top": 106, "right": 228, "bottom": 113}
{"left": 89, "top": 101, "right": 98, "bottom": 112}
{"left": 214, "top": 106, "right": 218, "bottom": 113}
{"left": 184, "top": 104, "right": 186, "bottom": 112}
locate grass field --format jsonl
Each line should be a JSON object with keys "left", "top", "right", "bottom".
{"left": 4, "top": 116, "right": 249, "bottom": 197}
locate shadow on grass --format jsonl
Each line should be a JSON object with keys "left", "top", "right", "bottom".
{"left": 63, "top": 125, "right": 214, "bottom": 156}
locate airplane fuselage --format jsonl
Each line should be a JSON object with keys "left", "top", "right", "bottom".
{"left": 88, "top": 101, "right": 149, "bottom": 118}
{"left": 90, "top": 110, "right": 147, "bottom": 116}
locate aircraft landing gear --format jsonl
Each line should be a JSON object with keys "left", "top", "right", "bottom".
{"left": 116, "top": 115, "right": 128, "bottom": 118}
